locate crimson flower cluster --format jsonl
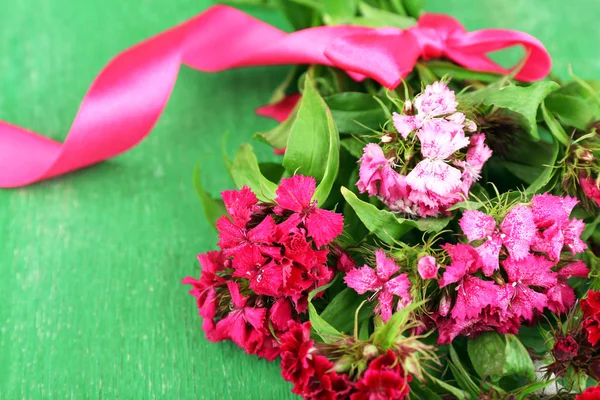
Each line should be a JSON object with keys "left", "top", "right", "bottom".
{"left": 582, "top": 290, "right": 600, "bottom": 347}
{"left": 279, "top": 321, "right": 412, "bottom": 400}
{"left": 432, "top": 194, "right": 589, "bottom": 344}
{"left": 183, "top": 175, "right": 344, "bottom": 360}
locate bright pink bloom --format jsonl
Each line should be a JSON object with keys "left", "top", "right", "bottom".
{"left": 213, "top": 281, "right": 267, "bottom": 352}
{"left": 417, "top": 256, "right": 439, "bottom": 280}
{"left": 344, "top": 249, "right": 411, "bottom": 322}
{"left": 459, "top": 206, "right": 536, "bottom": 275}
{"left": 438, "top": 244, "right": 498, "bottom": 321}
{"left": 581, "top": 174, "right": 600, "bottom": 206}
{"left": 351, "top": 350, "right": 412, "bottom": 400}
{"left": 275, "top": 175, "right": 344, "bottom": 247}
{"left": 182, "top": 251, "right": 228, "bottom": 341}
{"left": 502, "top": 255, "right": 556, "bottom": 320}
{"left": 530, "top": 194, "right": 587, "bottom": 260}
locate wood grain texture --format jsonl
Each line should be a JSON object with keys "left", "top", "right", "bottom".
{"left": 0, "top": 0, "right": 599, "bottom": 398}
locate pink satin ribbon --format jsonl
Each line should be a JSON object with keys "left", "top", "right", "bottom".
{"left": 0, "top": 5, "right": 551, "bottom": 188}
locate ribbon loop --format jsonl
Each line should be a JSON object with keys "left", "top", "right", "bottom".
{"left": 0, "top": 5, "right": 552, "bottom": 188}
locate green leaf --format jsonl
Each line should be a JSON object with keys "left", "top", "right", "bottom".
{"left": 284, "top": 75, "right": 340, "bottom": 205}
{"left": 515, "top": 379, "right": 556, "bottom": 400}
{"left": 341, "top": 187, "right": 414, "bottom": 244}
{"left": 355, "top": 2, "right": 416, "bottom": 28}
{"left": 308, "top": 301, "right": 342, "bottom": 343}
{"left": 545, "top": 93, "right": 595, "bottom": 130}
{"left": 541, "top": 102, "right": 571, "bottom": 147}
{"left": 424, "top": 61, "right": 502, "bottom": 83}
{"left": 341, "top": 187, "right": 450, "bottom": 244}
{"left": 524, "top": 137, "right": 559, "bottom": 195}
{"left": 231, "top": 144, "right": 278, "bottom": 201}
{"left": 465, "top": 81, "right": 560, "bottom": 141}
{"left": 275, "top": 0, "right": 316, "bottom": 30}
{"left": 467, "top": 332, "right": 535, "bottom": 383}
{"left": 324, "top": 92, "right": 390, "bottom": 134}
{"left": 323, "top": 0, "right": 358, "bottom": 22}
{"left": 402, "top": 0, "right": 424, "bottom": 18}
{"left": 340, "top": 137, "right": 365, "bottom": 159}
{"left": 449, "top": 345, "right": 481, "bottom": 399}
{"left": 308, "top": 275, "right": 339, "bottom": 302}
{"left": 372, "top": 302, "right": 421, "bottom": 349}
{"left": 320, "top": 288, "right": 371, "bottom": 333}
{"left": 429, "top": 377, "right": 468, "bottom": 400}
{"left": 193, "top": 163, "right": 227, "bottom": 231}
{"left": 409, "top": 382, "right": 444, "bottom": 400}
{"left": 254, "top": 103, "right": 299, "bottom": 150}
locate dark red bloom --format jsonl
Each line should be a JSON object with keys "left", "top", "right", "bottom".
{"left": 351, "top": 350, "right": 412, "bottom": 400}
{"left": 576, "top": 384, "right": 600, "bottom": 400}
{"left": 553, "top": 336, "right": 579, "bottom": 362}
{"left": 279, "top": 321, "right": 315, "bottom": 391}
{"left": 582, "top": 290, "right": 600, "bottom": 346}
{"left": 279, "top": 321, "right": 354, "bottom": 400}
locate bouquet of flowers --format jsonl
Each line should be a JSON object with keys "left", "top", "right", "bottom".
{"left": 181, "top": 1, "right": 600, "bottom": 399}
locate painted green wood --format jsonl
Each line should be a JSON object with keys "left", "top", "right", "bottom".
{"left": 0, "top": 0, "right": 598, "bottom": 398}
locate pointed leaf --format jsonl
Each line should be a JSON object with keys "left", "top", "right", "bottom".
{"left": 193, "top": 163, "right": 227, "bottom": 231}
{"left": 231, "top": 144, "right": 278, "bottom": 201}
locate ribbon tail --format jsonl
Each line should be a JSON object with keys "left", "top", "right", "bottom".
{"left": 0, "top": 5, "right": 365, "bottom": 188}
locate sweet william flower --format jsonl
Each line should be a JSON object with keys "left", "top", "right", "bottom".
{"left": 530, "top": 194, "right": 587, "bottom": 260}
{"left": 581, "top": 174, "right": 600, "bottom": 207}
{"left": 344, "top": 249, "right": 411, "bottom": 322}
{"left": 417, "top": 255, "right": 439, "bottom": 280}
{"left": 438, "top": 244, "right": 499, "bottom": 321}
{"left": 392, "top": 81, "right": 458, "bottom": 139}
{"left": 459, "top": 205, "right": 537, "bottom": 275}
{"left": 552, "top": 336, "right": 579, "bottom": 362}
{"left": 275, "top": 175, "right": 344, "bottom": 248}
{"left": 576, "top": 385, "right": 600, "bottom": 400}
{"left": 582, "top": 290, "right": 600, "bottom": 346}
{"left": 351, "top": 350, "right": 412, "bottom": 400}
{"left": 357, "top": 143, "right": 401, "bottom": 199}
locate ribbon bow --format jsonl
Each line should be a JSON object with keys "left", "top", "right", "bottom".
{"left": 0, "top": 5, "right": 551, "bottom": 188}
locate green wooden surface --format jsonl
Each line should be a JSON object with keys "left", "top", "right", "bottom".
{"left": 1, "top": 0, "right": 599, "bottom": 398}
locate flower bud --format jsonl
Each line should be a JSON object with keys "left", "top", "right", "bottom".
{"left": 439, "top": 293, "right": 451, "bottom": 317}
{"left": 333, "top": 355, "right": 354, "bottom": 373}
{"left": 552, "top": 336, "right": 579, "bottom": 362}
{"left": 464, "top": 119, "right": 478, "bottom": 132}
{"left": 403, "top": 99, "right": 413, "bottom": 115}
{"left": 381, "top": 133, "right": 394, "bottom": 143}
{"left": 417, "top": 255, "right": 439, "bottom": 280}
{"left": 445, "top": 112, "right": 465, "bottom": 124}
{"left": 575, "top": 147, "right": 595, "bottom": 163}
{"left": 362, "top": 344, "right": 379, "bottom": 360}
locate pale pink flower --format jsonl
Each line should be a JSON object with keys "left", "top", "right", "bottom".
{"left": 392, "top": 82, "right": 458, "bottom": 139}
{"left": 406, "top": 158, "right": 463, "bottom": 197}
{"left": 415, "top": 81, "right": 459, "bottom": 116}
{"left": 357, "top": 143, "right": 400, "bottom": 199}
{"left": 417, "top": 256, "right": 439, "bottom": 280}
{"left": 344, "top": 249, "right": 411, "bottom": 322}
